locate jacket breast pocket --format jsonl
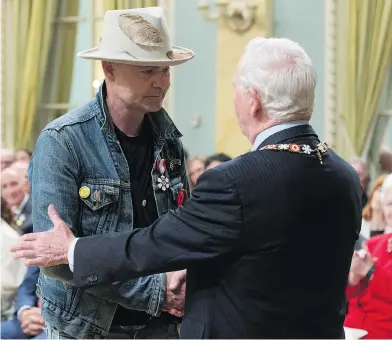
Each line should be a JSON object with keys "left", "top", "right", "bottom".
{"left": 79, "top": 181, "right": 120, "bottom": 236}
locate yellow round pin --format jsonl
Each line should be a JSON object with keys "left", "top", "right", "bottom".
{"left": 79, "top": 186, "right": 90, "bottom": 199}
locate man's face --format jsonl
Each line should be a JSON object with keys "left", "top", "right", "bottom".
{"left": 1, "top": 169, "right": 25, "bottom": 208}
{"left": 109, "top": 62, "right": 171, "bottom": 112}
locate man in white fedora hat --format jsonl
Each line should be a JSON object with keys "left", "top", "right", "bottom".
{"left": 24, "top": 7, "right": 193, "bottom": 339}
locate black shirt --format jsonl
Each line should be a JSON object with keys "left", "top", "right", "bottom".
{"left": 114, "top": 120, "right": 158, "bottom": 229}
{"left": 111, "top": 120, "right": 179, "bottom": 326}
{"left": 112, "top": 120, "right": 158, "bottom": 326}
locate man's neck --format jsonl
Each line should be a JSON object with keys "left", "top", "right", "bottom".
{"left": 106, "top": 94, "right": 146, "bottom": 137}
{"left": 249, "top": 121, "right": 278, "bottom": 145}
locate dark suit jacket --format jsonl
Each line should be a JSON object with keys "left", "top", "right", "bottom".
{"left": 73, "top": 125, "right": 362, "bottom": 339}
{"left": 15, "top": 266, "right": 40, "bottom": 312}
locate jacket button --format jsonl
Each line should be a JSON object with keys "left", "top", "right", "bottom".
{"left": 142, "top": 200, "right": 147, "bottom": 207}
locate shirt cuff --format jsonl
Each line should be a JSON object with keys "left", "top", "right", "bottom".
{"left": 17, "top": 305, "right": 32, "bottom": 320}
{"left": 68, "top": 238, "right": 79, "bottom": 272}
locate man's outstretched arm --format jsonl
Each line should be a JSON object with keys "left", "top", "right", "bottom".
{"left": 73, "top": 167, "right": 243, "bottom": 287}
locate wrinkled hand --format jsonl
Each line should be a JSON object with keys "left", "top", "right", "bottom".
{"left": 348, "top": 245, "right": 377, "bottom": 286}
{"left": 20, "top": 307, "right": 45, "bottom": 336}
{"left": 11, "top": 204, "right": 74, "bottom": 266}
{"left": 164, "top": 270, "right": 186, "bottom": 317}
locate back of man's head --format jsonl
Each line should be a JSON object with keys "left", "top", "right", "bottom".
{"left": 238, "top": 38, "right": 316, "bottom": 123}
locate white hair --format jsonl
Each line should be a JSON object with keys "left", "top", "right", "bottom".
{"left": 380, "top": 173, "right": 392, "bottom": 204}
{"left": 237, "top": 37, "right": 317, "bottom": 122}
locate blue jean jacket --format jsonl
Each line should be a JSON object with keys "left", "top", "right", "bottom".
{"left": 29, "top": 84, "right": 189, "bottom": 339}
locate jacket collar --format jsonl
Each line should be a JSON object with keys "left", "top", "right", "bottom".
{"left": 95, "top": 81, "right": 182, "bottom": 142}
{"left": 256, "top": 124, "right": 319, "bottom": 150}
{"left": 251, "top": 120, "right": 309, "bottom": 151}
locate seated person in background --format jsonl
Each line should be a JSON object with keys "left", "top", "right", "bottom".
{"left": 362, "top": 174, "right": 392, "bottom": 238}
{"left": 1, "top": 167, "right": 32, "bottom": 234}
{"left": 359, "top": 174, "right": 388, "bottom": 245}
{"left": 14, "top": 149, "right": 32, "bottom": 163}
{"left": 345, "top": 233, "right": 392, "bottom": 339}
{"left": 379, "top": 146, "right": 392, "bottom": 174}
{"left": 10, "top": 161, "right": 30, "bottom": 194}
{"left": 348, "top": 157, "right": 370, "bottom": 207}
{"left": 0, "top": 266, "right": 44, "bottom": 339}
{"left": 1, "top": 199, "right": 26, "bottom": 320}
{"left": 0, "top": 149, "right": 15, "bottom": 170}
{"left": 204, "top": 153, "right": 232, "bottom": 170}
{"left": 187, "top": 157, "right": 206, "bottom": 189}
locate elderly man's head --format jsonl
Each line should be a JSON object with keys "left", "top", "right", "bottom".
{"left": 1, "top": 148, "right": 15, "bottom": 170}
{"left": 348, "top": 157, "right": 369, "bottom": 191}
{"left": 232, "top": 38, "right": 316, "bottom": 143}
{"left": 1, "top": 166, "right": 26, "bottom": 209}
{"left": 10, "top": 161, "right": 30, "bottom": 194}
{"left": 102, "top": 62, "right": 170, "bottom": 113}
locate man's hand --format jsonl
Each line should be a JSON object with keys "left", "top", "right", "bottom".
{"left": 19, "top": 307, "right": 45, "bottom": 336}
{"left": 387, "top": 237, "right": 392, "bottom": 253}
{"left": 164, "top": 270, "right": 187, "bottom": 317}
{"left": 348, "top": 245, "right": 377, "bottom": 286}
{"left": 11, "top": 204, "right": 74, "bottom": 266}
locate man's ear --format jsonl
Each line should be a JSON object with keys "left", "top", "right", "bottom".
{"left": 248, "top": 88, "right": 262, "bottom": 118}
{"left": 102, "top": 61, "right": 115, "bottom": 81}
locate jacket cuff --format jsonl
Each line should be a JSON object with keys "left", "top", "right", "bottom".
{"left": 146, "top": 273, "right": 166, "bottom": 316}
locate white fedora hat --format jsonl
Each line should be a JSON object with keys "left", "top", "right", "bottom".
{"left": 77, "top": 7, "right": 195, "bottom": 66}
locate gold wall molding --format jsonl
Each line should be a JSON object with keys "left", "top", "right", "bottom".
{"left": 324, "top": 0, "right": 338, "bottom": 148}
{"left": 215, "top": 0, "right": 273, "bottom": 157}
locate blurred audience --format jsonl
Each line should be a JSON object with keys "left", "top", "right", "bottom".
{"left": 348, "top": 157, "right": 370, "bottom": 207}
{"left": 1, "top": 167, "right": 32, "bottom": 234}
{"left": 361, "top": 175, "right": 388, "bottom": 239}
{"left": 1, "top": 149, "right": 15, "bottom": 170}
{"left": 1, "top": 199, "right": 26, "bottom": 321}
{"left": 14, "top": 149, "right": 32, "bottom": 163}
{"left": 204, "top": 153, "right": 232, "bottom": 170}
{"left": 187, "top": 157, "right": 205, "bottom": 189}
{"left": 0, "top": 267, "right": 44, "bottom": 339}
{"left": 379, "top": 146, "right": 392, "bottom": 174}
{"left": 10, "top": 161, "right": 30, "bottom": 194}
{"left": 345, "top": 232, "right": 392, "bottom": 339}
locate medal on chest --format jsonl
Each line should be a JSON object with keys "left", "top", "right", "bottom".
{"left": 156, "top": 158, "right": 170, "bottom": 191}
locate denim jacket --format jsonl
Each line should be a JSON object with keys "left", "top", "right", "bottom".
{"left": 29, "top": 84, "right": 189, "bottom": 339}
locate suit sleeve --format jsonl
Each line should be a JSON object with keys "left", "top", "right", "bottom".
{"left": 73, "top": 167, "right": 243, "bottom": 287}
{"left": 15, "top": 266, "right": 40, "bottom": 311}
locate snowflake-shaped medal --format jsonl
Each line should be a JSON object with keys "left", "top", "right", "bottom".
{"left": 157, "top": 175, "right": 170, "bottom": 191}
{"left": 302, "top": 145, "right": 312, "bottom": 154}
